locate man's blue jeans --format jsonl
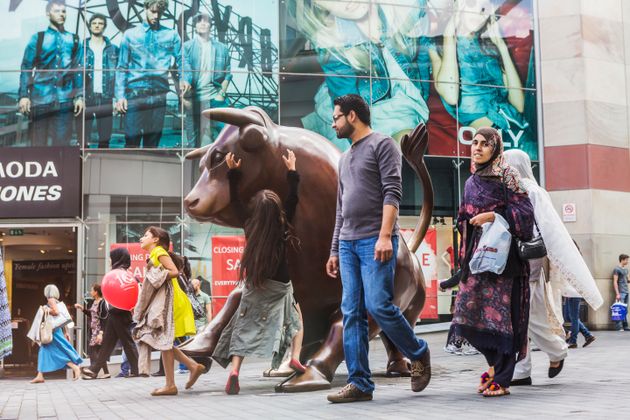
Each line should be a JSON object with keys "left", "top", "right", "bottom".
{"left": 30, "top": 101, "right": 75, "bottom": 146}
{"left": 615, "top": 292, "right": 629, "bottom": 330}
{"left": 566, "top": 297, "right": 592, "bottom": 344}
{"left": 124, "top": 92, "right": 167, "bottom": 148}
{"left": 339, "top": 235, "right": 428, "bottom": 394}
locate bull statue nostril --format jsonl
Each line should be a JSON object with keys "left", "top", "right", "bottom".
{"left": 184, "top": 197, "right": 200, "bottom": 210}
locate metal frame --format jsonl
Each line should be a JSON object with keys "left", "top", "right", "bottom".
{"left": 533, "top": 0, "right": 546, "bottom": 187}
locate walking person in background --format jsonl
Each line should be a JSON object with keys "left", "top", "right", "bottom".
{"left": 192, "top": 278, "right": 212, "bottom": 331}
{"left": 450, "top": 128, "right": 534, "bottom": 397}
{"left": 325, "top": 94, "right": 431, "bottom": 403}
{"left": 27, "top": 285, "right": 82, "bottom": 383}
{"left": 613, "top": 254, "right": 630, "bottom": 332}
{"left": 82, "top": 248, "right": 140, "bottom": 379}
{"left": 212, "top": 150, "right": 306, "bottom": 395}
{"left": 504, "top": 150, "right": 603, "bottom": 385}
{"left": 134, "top": 227, "right": 204, "bottom": 396}
{"left": 75, "top": 283, "right": 110, "bottom": 378}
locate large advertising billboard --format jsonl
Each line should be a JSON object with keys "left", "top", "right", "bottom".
{"left": 279, "top": 0, "right": 538, "bottom": 160}
{"left": 0, "top": 0, "right": 279, "bottom": 149}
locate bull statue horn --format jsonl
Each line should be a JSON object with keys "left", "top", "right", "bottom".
{"left": 185, "top": 144, "right": 212, "bottom": 160}
{"left": 202, "top": 108, "right": 264, "bottom": 127}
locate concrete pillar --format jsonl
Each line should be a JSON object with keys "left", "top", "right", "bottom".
{"left": 538, "top": 0, "right": 630, "bottom": 329}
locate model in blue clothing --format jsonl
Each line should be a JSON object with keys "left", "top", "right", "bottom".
{"left": 18, "top": 0, "right": 84, "bottom": 146}
{"left": 429, "top": 0, "right": 534, "bottom": 150}
{"left": 30, "top": 284, "right": 82, "bottom": 384}
{"left": 291, "top": 0, "right": 430, "bottom": 150}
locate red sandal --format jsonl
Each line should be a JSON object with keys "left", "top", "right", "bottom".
{"left": 482, "top": 382, "right": 511, "bottom": 397}
{"left": 478, "top": 372, "right": 494, "bottom": 393}
{"left": 289, "top": 358, "right": 306, "bottom": 374}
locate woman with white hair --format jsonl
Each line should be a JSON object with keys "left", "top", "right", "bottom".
{"left": 504, "top": 149, "right": 603, "bottom": 386}
{"left": 28, "top": 284, "right": 82, "bottom": 383}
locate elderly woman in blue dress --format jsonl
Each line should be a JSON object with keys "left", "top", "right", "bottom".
{"left": 429, "top": 0, "right": 535, "bottom": 154}
{"left": 28, "top": 284, "right": 82, "bottom": 383}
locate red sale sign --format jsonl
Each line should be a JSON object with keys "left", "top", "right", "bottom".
{"left": 211, "top": 236, "right": 246, "bottom": 315}
{"left": 400, "top": 228, "right": 438, "bottom": 320}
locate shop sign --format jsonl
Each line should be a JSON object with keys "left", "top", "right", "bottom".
{"left": 211, "top": 235, "right": 246, "bottom": 316}
{"left": 13, "top": 259, "right": 76, "bottom": 275}
{"left": 0, "top": 147, "right": 81, "bottom": 218}
{"left": 401, "top": 227, "right": 438, "bottom": 320}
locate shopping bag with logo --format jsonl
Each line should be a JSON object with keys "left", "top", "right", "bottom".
{"left": 469, "top": 213, "right": 512, "bottom": 275}
{"left": 611, "top": 301, "right": 628, "bottom": 322}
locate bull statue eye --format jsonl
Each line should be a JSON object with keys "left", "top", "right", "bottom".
{"left": 206, "top": 151, "right": 226, "bottom": 171}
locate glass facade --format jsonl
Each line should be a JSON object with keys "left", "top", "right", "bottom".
{"left": 0, "top": 0, "right": 540, "bottom": 335}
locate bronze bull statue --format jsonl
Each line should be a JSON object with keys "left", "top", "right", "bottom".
{"left": 181, "top": 106, "right": 433, "bottom": 392}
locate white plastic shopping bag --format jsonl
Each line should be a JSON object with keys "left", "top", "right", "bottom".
{"left": 469, "top": 213, "right": 512, "bottom": 275}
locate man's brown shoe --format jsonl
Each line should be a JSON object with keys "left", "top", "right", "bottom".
{"left": 327, "top": 384, "right": 373, "bottom": 403}
{"left": 411, "top": 349, "right": 431, "bottom": 392}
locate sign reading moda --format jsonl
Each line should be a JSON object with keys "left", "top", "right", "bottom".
{"left": 0, "top": 147, "right": 80, "bottom": 218}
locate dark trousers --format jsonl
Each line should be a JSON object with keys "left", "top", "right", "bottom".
{"left": 88, "top": 344, "right": 109, "bottom": 374}
{"left": 565, "top": 297, "right": 594, "bottom": 342}
{"left": 90, "top": 310, "right": 138, "bottom": 376}
{"left": 124, "top": 92, "right": 166, "bottom": 148}
{"left": 85, "top": 94, "right": 114, "bottom": 148}
{"left": 480, "top": 348, "right": 517, "bottom": 388}
{"left": 30, "top": 101, "right": 75, "bottom": 146}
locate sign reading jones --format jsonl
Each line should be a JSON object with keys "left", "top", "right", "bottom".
{"left": 0, "top": 147, "right": 80, "bottom": 218}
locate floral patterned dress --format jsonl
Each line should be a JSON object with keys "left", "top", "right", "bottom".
{"left": 452, "top": 174, "right": 534, "bottom": 360}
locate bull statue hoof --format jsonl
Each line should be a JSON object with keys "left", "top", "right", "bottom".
{"left": 274, "top": 366, "right": 331, "bottom": 393}
{"left": 385, "top": 358, "right": 411, "bottom": 377}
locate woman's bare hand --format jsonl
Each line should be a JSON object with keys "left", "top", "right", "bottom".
{"left": 225, "top": 152, "right": 242, "bottom": 169}
{"left": 282, "top": 149, "right": 296, "bottom": 171}
{"left": 470, "top": 212, "right": 495, "bottom": 226}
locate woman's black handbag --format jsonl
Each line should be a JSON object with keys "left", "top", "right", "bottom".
{"left": 515, "top": 221, "right": 547, "bottom": 260}
{"left": 502, "top": 183, "right": 547, "bottom": 260}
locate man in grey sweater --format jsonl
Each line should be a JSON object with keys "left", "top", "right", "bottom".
{"left": 325, "top": 94, "right": 431, "bottom": 403}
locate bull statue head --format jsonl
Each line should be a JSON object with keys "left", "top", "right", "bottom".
{"left": 184, "top": 106, "right": 339, "bottom": 228}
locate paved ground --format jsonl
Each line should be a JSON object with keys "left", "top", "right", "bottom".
{"left": 1, "top": 331, "right": 629, "bottom": 420}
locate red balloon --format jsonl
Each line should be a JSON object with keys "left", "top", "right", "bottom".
{"left": 101, "top": 269, "right": 139, "bottom": 311}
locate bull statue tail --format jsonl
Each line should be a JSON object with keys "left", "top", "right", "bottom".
{"left": 400, "top": 123, "right": 433, "bottom": 254}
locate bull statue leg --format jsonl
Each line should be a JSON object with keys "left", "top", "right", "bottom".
{"left": 179, "top": 288, "right": 243, "bottom": 357}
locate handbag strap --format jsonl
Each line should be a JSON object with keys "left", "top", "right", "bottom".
{"left": 501, "top": 181, "right": 540, "bottom": 236}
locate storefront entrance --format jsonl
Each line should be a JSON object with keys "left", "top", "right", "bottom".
{"left": 0, "top": 225, "right": 79, "bottom": 378}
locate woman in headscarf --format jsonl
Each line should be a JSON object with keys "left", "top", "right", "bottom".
{"left": 451, "top": 127, "right": 535, "bottom": 397}
{"left": 504, "top": 149, "right": 603, "bottom": 385}
{"left": 82, "top": 248, "right": 140, "bottom": 379}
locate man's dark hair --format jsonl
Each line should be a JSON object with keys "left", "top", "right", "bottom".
{"left": 333, "top": 94, "right": 371, "bottom": 126}
{"left": 193, "top": 13, "right": 211, "bottom": 24}
{"left": 620, "top": 254, "right": 629, "bottom": 262}
{"left": 89, "top": 13, "right": 108, "bottom": 29}
{"left": 46, "top": 0, "right": 66, "bottom": 13}
{"left": 144, "top": 0, "right": 169, "bottom": 12}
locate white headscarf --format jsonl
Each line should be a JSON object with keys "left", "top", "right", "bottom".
{"left": 504, "top": 150, "right": 603, "bottom": 310}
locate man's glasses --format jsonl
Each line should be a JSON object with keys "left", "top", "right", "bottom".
{"left": 332, "top": 113, "right": 346, "bottom": 122}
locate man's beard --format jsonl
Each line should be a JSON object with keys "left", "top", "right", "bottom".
{"left": 335, "top": 123, "right": 354, "bottom": 139}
